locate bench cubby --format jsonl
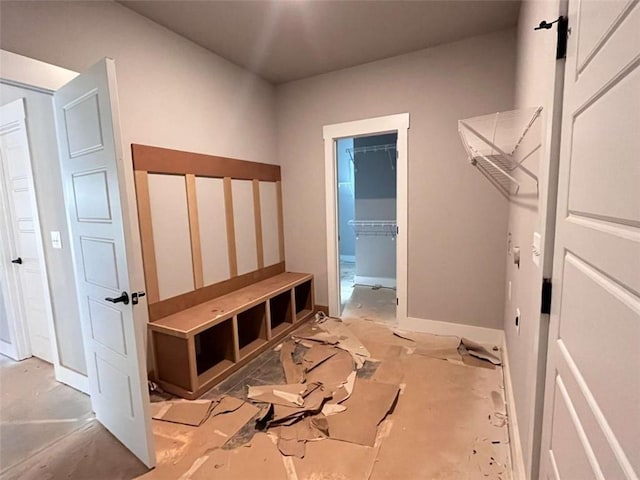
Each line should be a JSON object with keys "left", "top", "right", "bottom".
{"left": 194, "top": 318, "right": 235, "bottom": 376}
{"left": 149, "top": 272, "right": 315, "bottom": 399}
{"left": 269, "top": 290, "right": 294, "bottom": 337}
{"left": 294, "top": 279, "right": 314, "bottom": 321}
{"left": 237, "top": 302, "right": 268, "bottom": 358}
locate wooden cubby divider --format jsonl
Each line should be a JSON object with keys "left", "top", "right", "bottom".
{"left": 149, "top": 272, "right": 315, "bottom": 399}
{"left": 294, "top": 279, "right": 314, "bottom": 321}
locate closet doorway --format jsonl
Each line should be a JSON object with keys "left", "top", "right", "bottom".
{"left": 337, "top": 134, "right": 397, "bottom": 323}
{"left": 323, "top": 113, "right": 409, "bottom": 326}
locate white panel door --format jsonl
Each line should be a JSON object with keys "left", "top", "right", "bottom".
{"left": 540, "top": 1, "right": 640, "bottom": 478}
{"left": 0, "top": 98, "right": 54, "bottom": 362}
{"left": 53, "top": 59, "right": 155, "bottom": 467}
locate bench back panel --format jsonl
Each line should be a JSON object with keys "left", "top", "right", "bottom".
{"left": 131, "top": 144, "right": 285, "bottom": 321}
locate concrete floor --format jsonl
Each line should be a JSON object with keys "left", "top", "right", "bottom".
{"left": 342, "top": 285, "right": 397, "bottom": 325}
{"left": 0, "top": 319, "right": 511, "bottom": 479}
{"left": 340, "top": 260, "right": 356, "bottom": 307}
{"left": 0, "top": 355, "right": 146, "bottom": 479}
{"left": 0, "top": 356, "right": 93, "bottom": 473}
{"left": 341, "top": 260, "right": 396, "bottom": 324}
{"left": 148, "top": 317, "right": 512, "bottom": 479}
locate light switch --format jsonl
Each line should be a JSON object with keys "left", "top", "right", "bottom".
{"left": 532, "top": 232, "right": 541, "bottom": 267}
{"left": 51, "top": 231, "right": 62, "bottom": 249}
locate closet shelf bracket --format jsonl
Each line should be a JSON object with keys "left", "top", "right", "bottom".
{"left": 348, "top": 220, "right": 397, "bottom": 239}
{"left": 458, "top": 107, "right": 542, "bottom": 197}
{"left": 347, "top": 143, "right": 397, "bottom": 172}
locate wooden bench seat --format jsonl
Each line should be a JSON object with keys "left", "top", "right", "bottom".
{"left": 149, "top": 272, "right": 315, "bottom": 399}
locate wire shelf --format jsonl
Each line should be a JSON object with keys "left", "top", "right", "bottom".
{"left": 458, "top": 107, "right": 542, "bottom": 196}
{"left": 346, "top": 143, "right": 397, "bottom": 172}
{"left": 348, "top": 220, "right": 397, "bottom": 238}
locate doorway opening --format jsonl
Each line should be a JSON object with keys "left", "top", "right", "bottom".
{"left": 1, "top": 50, "right": 155, "bottom": 472}
{"left": 323, "top": 113, "right": 409, "bottom": 326}
{"left": 337, "top": 133, "right": 397, "bottom": 324}
{"left": 0, "top": 78, "right": 96, "bottom": 477}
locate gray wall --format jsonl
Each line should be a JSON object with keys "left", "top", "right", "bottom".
{"left": 505, "top": 0, "right": 563, "bottom": 477}
{"left": 337, "top": 138, "right": 355, "bottom": 259}
{"left": 276, "top": 28, "right": 516, "bottom": 329}
{"left": 0, "top": 84, "right": 86, "bottom": 374}
{"left": 0, "top": 2, "right": 523, "bottom": 362}
{"left": 0, "top": 0, "right": 278, "bottom": 374}
{"left": 0, "top": 0, "right": 277, "bottom": 166}
{"left": 354, "top": 134, "right": 397, "bottom": 199}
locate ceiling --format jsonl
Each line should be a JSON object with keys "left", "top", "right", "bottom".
{"left": 120, "top": 0, "right": 521, "bottom": 85}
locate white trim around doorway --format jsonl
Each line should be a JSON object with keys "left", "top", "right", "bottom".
{"left": 0, "top": 49, "right": 87, "bottom": 393}
{"left": 323, "top": 113, "right": 409, "bottom": 324}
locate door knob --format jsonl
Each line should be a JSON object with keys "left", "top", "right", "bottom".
{"left": 105, "top": 291, "right": 129, "bottom": 305}
{"left": 11, "top": 257, "right": 22, "bottom": 265}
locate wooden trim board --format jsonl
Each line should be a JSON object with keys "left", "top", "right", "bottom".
{"left": 185, "top": 174, "right": 204, "bottom": 289}
{"left": 132, "top": 144, "right": 281, "bottom": 181}
{"left": 223, "top": 177, "right": 239, "bottom": 278}
{"left": 134, "top": 170, "right": 160, "bottom": 303}
{"left": 150, "top": 271, "right": 309, "bottom": 336}
{"left": 148, "top": 262, "right": 286, "bottom": 322}
{"left": 253, "top": 179, "right": 264, "bottom": 268}
{"left": 186, "top": 336, "right": 198, "bottom": 390}
{"left": 276, "top": 180, "right": 285, "bottom": 262}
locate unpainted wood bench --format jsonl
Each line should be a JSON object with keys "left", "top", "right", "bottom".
{"left": 149, "top": 272, "right": 314, "bottom": 399}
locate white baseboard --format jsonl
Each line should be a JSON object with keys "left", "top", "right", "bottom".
{"left": 354, "top": 275, "right": 396, "bottom": 289}
{"left": 340, "top": 254, "right": 355, "bottom": 263}
{"left": 400, "top": 316, "right": 503, "bottom": 345}
{"left": 502, "top": 337, "right": 527, "bottom": 480}
{"left": 55, "top": 364, "right": 89, "bottom": 395}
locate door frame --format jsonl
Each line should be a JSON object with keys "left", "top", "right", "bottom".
{"left": 0, "top": 98, "right": 54, "bottom": 362}
{"left": 323, "top": 113, "right": 409, "bottom": 323}
{"left": 0, "top": 49, "right": 88, "bottom": 392}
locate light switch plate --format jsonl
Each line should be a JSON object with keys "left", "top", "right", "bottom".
{"left": 532, "top": 232, "right": 541, "bottom": 267}
{"left": 51, "top": 231, "right": 62, "bottom": 249}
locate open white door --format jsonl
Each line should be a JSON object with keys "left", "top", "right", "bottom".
{"left": 53, "top": 58, "right": 155, "bottom": 468}
{"left": 539, "top": 1, "right": 639, "bottom": 478}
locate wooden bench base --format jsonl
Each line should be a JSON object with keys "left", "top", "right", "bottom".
{"left": 149, "top": 272, "right": 314, "bottom": 399}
